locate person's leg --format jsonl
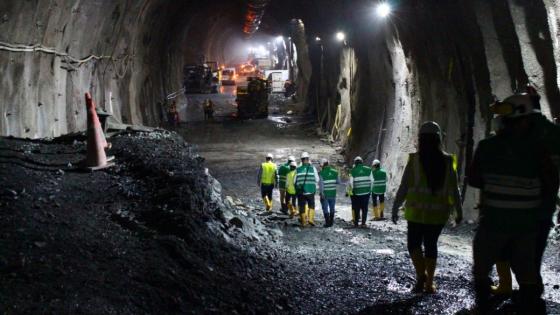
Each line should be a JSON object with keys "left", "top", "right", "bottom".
{"left": 351, "top": 196, "right": 359, "bottom": 227}
{"left": 279, "top": 189, "right": 287, "bottom": 213}
{"left": 407, "top": 221, "right": 426, "bottom": 293}
{"left": 307, "top": 194, "right": 316, "bottom": 226}
{"left": 320, "top": 196, "right": 329, "bottom": 227}
{"left": 287, "top": 194, "right": 296, "bottom": 218}
{"left": 534, "top": 218, "right": 553, "bottom": 295}
{"left": 260, "top": 185, "right": 268, "bottom": 210}
{"left": 422, "top": 224, "right": 445, "bottom": 293}
{"left": 510, "top": 231, "right": 544, "bottom": 313}
{"left": 297, "top": 195, "right": 307, "bottom": 226}
{"left": 371, "top": 193, "right": 379, "bottom": 220}
{"left": 379, "top": 194, "right": 385, "bottom": 218}
{"left": 473, "top": 226, "right": 503, "bottom": 312}
{"left": 328, "top": 198, "right": 336, "bottom": 227}
{"left": 360, "top": 195, "right": 369, "bottom": 225}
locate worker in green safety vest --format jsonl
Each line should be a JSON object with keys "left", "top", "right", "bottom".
{"left": 479, "top": 88, "right": 560, "bottom": 310}
{"left": 349, "top": 156, "right": 373, "bottom": 227}
{"left": 319, "top": 158, "right": 340, "bottom": 227}
{"left": 295, "top": 152, "right": 319, "bottom": 227}
{"left": 285, "top": 161, "right": 298, "bottom": 218}
{"left": 469, "top": 92, "right": 558, "bottom": 313}
{"left": 392, "top": 121, "right": 462, "bottom": 294}
{"left": 257, "top": 153, "right": 278, "bottom": 211}
{"left": 371, "top": 159, "right": 387, "bottom": 221}
{"left": 278, "top": 156, "right": 296, "bottom": 214}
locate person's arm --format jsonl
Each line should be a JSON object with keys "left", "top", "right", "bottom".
{"left": 449, "top": 155, "right": 463, "bottom": 224}
{"left": 468, "top": 144, "right": 483, "bottom": 189}
{"left": 314, "top": 166, "right": 320, "bottom": 192}
{"left": 369, "top": 171, "right": 374, "bottom": 192}
{"left": 392, "top": 158, "right": 412, "bottom": 223}
{"left": 274, "top": 167, "right": 279, "bottom": 187}
{"left": 319, "top": 173, "right": 325, "bottom": 196}
{"left": 257, "top": 166, "right": 262, "bottom": 187}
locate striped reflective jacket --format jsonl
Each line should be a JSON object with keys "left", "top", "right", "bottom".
{"left": 350, "top": 165, "right": 373, "bottom": 196}
{"left": 320, "top": 166, "right": 339, "bottom": 198}
{"left": 295, "top": 164, "right": 319, "bottom": 195}
{"left": 372, "top": 168, "right": 387, "bottom": 194}
{"left": 278, "top": 163, "right": 291, "bottom": 189}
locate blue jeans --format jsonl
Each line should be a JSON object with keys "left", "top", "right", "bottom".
{"left": 320, "top": 197, "right": 336, "bottom": 219}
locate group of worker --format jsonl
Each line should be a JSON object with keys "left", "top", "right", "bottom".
{"left": 257, "top": 152, "right": 387, "bottom": 228}
{"left": 257, "top": 85, "right": 559, "bottom": 314}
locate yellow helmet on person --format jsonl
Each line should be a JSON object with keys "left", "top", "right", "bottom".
{"left": 490, "top": 93, "right": 540, "bottom": 118}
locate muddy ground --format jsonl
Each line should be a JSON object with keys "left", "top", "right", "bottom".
{"left": 0, "top": 88, "right": 559, "bottom": 314}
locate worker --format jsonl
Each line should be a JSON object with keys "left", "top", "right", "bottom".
{"left": 278, "top": 156, "right": 296, "bottom": 215}
{"left": 371, "top": 159, "right": 387, "bottom": 221}
{"left": 392, "top": 121, "right": 462, "bottom": 294}
{"left": 257, "top": 153, "right": 278, "bottom": 212}
{"left": 285, "top": 161, "right": 298, "bottom": 219}
{"left": 484, "top": 88, "right": 560, "bottom": 304}
{"left": 203, "top": 99, "right": 214, "bottom": 121}
{"left": 319, "top": 158, "right": 340, "bottom": 227}
{"left": 349, "top": 156, "right": 373, "bottom": 227}
{"left": 345, "top": 164, "right": 356, "bottom": 223}
{"left": 468, "top": 93, "right": 556, "bottom": 313}
{"left": 295, "top": 152, "right": 320, "bottom": 227}
{"left": 167, "top": 100, "right": 179, "bottom": 126}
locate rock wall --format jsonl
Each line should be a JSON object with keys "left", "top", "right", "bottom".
{"left": 311, "top": 0, "right": 560, "bottom": 220}
{"left": 0, "top": 0, "right": 244, "bottom": 138}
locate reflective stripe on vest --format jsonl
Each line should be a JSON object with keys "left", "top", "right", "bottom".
{"left": 351, "top": 165, "right": 372, "bottom": 196}
{"left": 261, "top": 162, "right": 277, "bottom": 185}
{"left": 404, "top": 153, "right": 455, "bottom": 225}
{"left": 482, "top": 173, "right": 541, "bottom": 211}
{"left": 296, "top": 165, "right": 317, "bottom": 194}
{"left": 278, "top": 164, "right": 290, "bottom": 189}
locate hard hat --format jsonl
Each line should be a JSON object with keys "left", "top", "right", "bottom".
{"left": 266, "top": 153, "right": 273, "bottom": 159}
{"left": 320, "top": 158, "right": 329, "bottom": 166}
{"left": 301, "top": 152, "right": 310, "bottom": 159}
{"left": 289, "top": 161, "right": 297, "bottom": 167}
{"left": 419, "top": 121, "right": 442, "bottom": 136}
{"left": 354, "top": 156, "right": 363, "bottom": 163}
{"left": 372, "top": 159, "right": 381, "bottom": 166}
{"left": 491, "top": 93, "right": 540, "bottom": 118}
{"left": 288, "top": 155, "right": 296, "bottom": 162}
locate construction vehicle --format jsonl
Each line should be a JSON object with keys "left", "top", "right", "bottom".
{"left": 183, "top": 64, "right": 218, "bottom": 94}
{"left": 235, "top": 77, "right": 270, "bottom": 119}
{"left": 221, "top": 67, "right": 236, "bottom": 85}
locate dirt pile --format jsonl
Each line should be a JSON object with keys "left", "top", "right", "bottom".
{"left": 0, "top": 131, "right": 285, "bottom": 314}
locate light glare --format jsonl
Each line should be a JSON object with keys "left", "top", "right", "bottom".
{"left": 335, "top": 32, "right": 345, "bottom": 41}
{"left": 376, "top": 2, "right": 391, "bottom": 18}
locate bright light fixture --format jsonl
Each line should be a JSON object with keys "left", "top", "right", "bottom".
{"left": 335, "top": 32, "right": 345, "bottom": 42}
{"left": 376, "top": 2, "right": 391, "bottom": 18}
{"left": 275, "top": 36, "right": 284, "bottom": 43}
{"left": 315, "top": 36, "right": 321, "bottom": 42}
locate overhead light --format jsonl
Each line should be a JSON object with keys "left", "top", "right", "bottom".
{"left": 335, "top": 32, "right": 345, "bottom": 42}
{"left": 315, "top": 37, "right": 321, "bottom": 42}
{"left": 275, "top": 36, "right": 284, "bottom": 43}
{"left": 376, "top": 2, "right": 391, "bottom": 18}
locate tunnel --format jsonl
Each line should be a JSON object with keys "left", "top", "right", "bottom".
{"left": 1, "top": 0, "right": 560, "bottom": 313}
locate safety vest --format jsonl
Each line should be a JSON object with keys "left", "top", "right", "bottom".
{"left": 286, "top": 170, "right": 297, "bottom": 195}
{"left": 260, "top": 162, "right": 277, "bottom": 185}
{"left": 295, "top": 164, "right": 317, "bottom": 194}
{"left": 476, "top": 134, "right": 542, "bottom": 231}
{"left": 372, "top": 168, "right": 387, "bottom": 194}
{"left": 320, "top": 166, "right": 339, "bottom": 198}
{"left": 404, "top": 153, "right": 456, "bottom": 225}
{"left": 278, "top": 163, "right": 291, "bottom": 189}
{"left": 351, "top": 165, "right": 372, "bottom": 196}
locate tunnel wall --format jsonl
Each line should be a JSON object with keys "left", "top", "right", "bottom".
{"left": 312, "top": 0, "right": 560, "bottom": 220}
{"left": 0, "top": 0, "right": 245, "bottom": 138}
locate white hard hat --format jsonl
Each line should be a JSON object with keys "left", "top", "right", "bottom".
{"left": 289, "top": 161, "right": 297, "bottom": 167}
{"left": 419, "top": 121, "right": 442, "bottom": 136}
{"left": 372, "top": 159, "right": 381, "bottom": 166}
{"left": 354, "top": 156, "right": 363, "bottom": 163}
{"left": 301, "top": 152, "right": 310, "bottom": 159}
{"left": 494, "top": 93, "right": 540, "bottom": 118}
{"left": 288, "top": 155, "right": 296, "bottom": 162}
{"left": 266, "top": 153, "right": 273, "bottom": 159}
{"left": 320, "top": 158, "right": 329, "bottom": 165}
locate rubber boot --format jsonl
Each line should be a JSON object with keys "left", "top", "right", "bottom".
{"left": 424, "top": 258, "right": 437, "bottom": 294}
{"left": 323, "top": 211, "right": 329, "bottom": 227}
{"left": 288, "top": 203, "right": 296, "bottom": 219}
{"left": 379, "top": 202, "right": 385, "bottom": 219}
{"left": 373, "top": 205, "right": 381, "bottom": 221}
{"left": 264, "top": 196, "right": 271, "bottom": 211}
{"left": 308, "top": 208, "right": 315, "bottom": 226}
{"left": 299, "top": 212, "right": 307, "bottom": 227}
{"left": 329, "top": 212, "right": 335, "bottom": 227}
{"left": 410, "top": 250, "right": 426, "bottom": 293}
{"left": 490, "top": 261, "right": 513, "bottom": 296}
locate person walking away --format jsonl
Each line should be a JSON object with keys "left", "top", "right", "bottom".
{"left": 167, "top": 100, "right": 179, "bottom": 126}
{"left": 319, "top": 158, "right": 340, "bottom": 227}
{"left": 286, "top": 161, "right": 298, "bottom": 218}
{"left": 295, "top": 152, "right": 319, "bottom": 227}
{"left": 278, "top": 156, "right": 296, "bottom": 214}
{"left": 371, "top": 159, "right": 388, "bottom": 221}
{"left": 257, "top": 153, "right": 278, "bottom": 211}
{"left": 488, "top": 88, "right": 560, "bottom": 298}
{"left": 392, "top": 121, "right": 462, "bottom": 294}
{"left": 349, "top": 156, "right": 373, "bottom": 227}
{"left": 203, "top": 99, "right": 214, "bottom": 121}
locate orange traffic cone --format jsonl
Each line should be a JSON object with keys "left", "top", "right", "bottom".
{"left": 84, "top": 93, "right": 114, "bottom": 171}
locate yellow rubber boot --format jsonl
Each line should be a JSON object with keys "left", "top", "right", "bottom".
{"left": 373, "top": 205, "right": 381, "bottom": 220}
{"left": 379, "top": 202, "right": 385, "bottom": 218}
{"left": 308, "top": 208, "right": 315, "bottom": 226}
{"left": 299, "top": 211, "right": 307, "bottom": 227}
{"left": 288, "top": 203, "right": 295, "bottom": 218}
{"left": 264, "top": 196, "right": 272, "bottom": 211}
{"left": 263, "top": 196, "right": 270, "bottom": 210}
{"left": 351, "top": 208, "right": 356, "bottom": 222}
{"left": 424, "top": 258, "right": 437, "bottom": 294}
{"left": 370, "top": 205, "right": 377, "bottom": 221}
{"left": 410, "top": 250, "right": 426, "bottom": 293}
{"left": 490, "top": 261, "right": 513, "bottom": 296}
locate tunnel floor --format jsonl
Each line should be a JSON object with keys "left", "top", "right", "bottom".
{"left": 0, "top": 91, "right": 559, "bottom": 314}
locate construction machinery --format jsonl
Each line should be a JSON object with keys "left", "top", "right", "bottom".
{"left": 183, "top": 64, "right": 218, "bottom": 94}
{"left": 235, "top": 77, "right": 270, "bottom": 119}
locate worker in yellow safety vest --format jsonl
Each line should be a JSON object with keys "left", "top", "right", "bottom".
{"left": 285, "top": 161, "right": 298, "bottom": 218}
{"left": 257, "top": 153, "right": 278, "bottom": 211}
{"left": 392, "top": 121, "right": 462, "bottom": 294}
